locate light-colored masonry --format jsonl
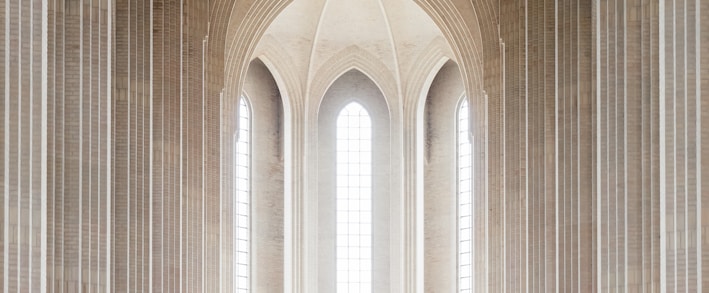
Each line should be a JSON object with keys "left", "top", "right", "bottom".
{"left": 0, "top": 0, "right": 706, "bottom": 292}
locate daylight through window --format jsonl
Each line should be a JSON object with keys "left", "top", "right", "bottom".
{"left": 336, "top": 102, "right": 373, "bottom": 293}
{"left": 458, "top": 99, "right": 473, "bottom": 293}
{"left": 234, "top": 97, "right": 251, "bottom": 292}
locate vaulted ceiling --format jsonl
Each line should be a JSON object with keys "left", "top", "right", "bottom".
{"left": 252, "top": 0, "right": 454, "bottom": 105}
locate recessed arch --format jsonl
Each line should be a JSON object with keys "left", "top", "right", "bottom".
{"left": 236, "top": 57, "right": 287, "bottom": 292}
{"left": 407, "top": 37, "right": 455, "bottom": 116}
{"left": 422, "top": 59, "right": 467, "bottom": 292}
{"left": 254, "top": 36, "right": 304, "bottom": 112}
{"left": 317, "top": 68, "right": 392, "bottom": 293}
{"left": 223, "top": 0, "right": 292, "bottom": 107}
{"left": 309, "top": 46, "right": 396, "bottom": 121}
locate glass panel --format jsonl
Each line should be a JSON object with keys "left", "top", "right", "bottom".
{"left": 234, "top": 97, "right": 251, "bottom": 292}
{"left": 336, "top": 102, "right": 372, "bottom": 293}
{"left": 458, "top": 99, "right": 473, "bottom": 292}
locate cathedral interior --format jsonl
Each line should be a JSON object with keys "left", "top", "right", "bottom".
{"left": 1, "top": 0, "right": 708, "bottom": 292}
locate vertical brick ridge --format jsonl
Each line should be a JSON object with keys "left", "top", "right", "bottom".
{"left": 6, "top": 0, "right": 18, "bottom": 291}
{"left": 578, "top": 0, "right": 594, "bottom": 290}
{"left": 648, "top": 0, "right": 661, "bottom": 291}
{"left": 151, "top": 1, "right": 165, "bottom": 292}
{"left": 702, "top": 0, "right": 709, "bottom": 290}
{"left": 500, "top": 0, "right": 521, "bottom": 290}
{"left": 697, "top": 1, "right": 709, "bottom": 290}
{"left": 51, "top": 2, "right": 67, "bottom": 290}
{"left": 0, "top": 0, "right": 5, "bottom": 286}
{"left": 684, "top": 1, "right": 699, "bottom": 291}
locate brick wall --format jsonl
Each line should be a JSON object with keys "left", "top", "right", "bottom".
{"left": 1, "top": 1, "right": 707, "bottom": 292}
{"left": 419, "top": 0, "right": 706, "bottom": 292}
{"left": 1, "top": 0, "right": 46, "bottom": 291}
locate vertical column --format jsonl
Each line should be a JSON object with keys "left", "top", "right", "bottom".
{"left": 499, "top": 0, "right": 523, "bottom": 290}
{"left": 0, "top": 0, "right": 5, "bottom": 286}
{"left": 113, "top": 0, "right": 130, "bottom": 291}
{"left": 6, "top": 0, "right": 19, "bottom": 291}
{"left": 702, "top": 0, "right": 709, "bottom": 290}
{"left": 527, "top": 0, "right": 545, "bottom": 290}
{"left": 695, "top": 1, "right": 709, "bottom": 290}
{"left": 543, "top": 0, "right": 557, "bottom": 291}
{"left": 204, "top": 2, "right": 226, "bottom": 292}
{"left": 578, "top": 0, "right": 594, "bottom": 291}
{"left": 152, "top": 1, "right": 164, "bottom": 292}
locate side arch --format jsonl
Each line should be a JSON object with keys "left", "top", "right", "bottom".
{"left": 422, "top": 60, "right": 466, "bottom": 292}
{"left": 254, "top": 35, "right": 304, "bottom": 111}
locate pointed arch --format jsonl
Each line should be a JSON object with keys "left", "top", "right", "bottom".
{"left": 317, "top": 69, "right": 392, "bottom": 292}
{"left": 309, "top": 46, "right": 397, "bottom": 120}
{"left": 255, "top": 35, "right": 304, "bottom": 113}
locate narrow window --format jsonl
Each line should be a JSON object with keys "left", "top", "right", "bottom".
{"left": 336, "top": 102, "right": 372, "bottom": 293}
{"left": 234, "top": 97, "right": 251, "bottom": 292}
{"left": 458, "top": 99, "right": 473, "bottom": 292}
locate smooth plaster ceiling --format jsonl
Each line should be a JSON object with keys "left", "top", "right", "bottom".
{"left": 253, "top": 0, "right": 454, "bottom": 100}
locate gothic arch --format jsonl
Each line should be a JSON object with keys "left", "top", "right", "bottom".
{"left": 421, "top": 60, "right": 467, "bottom": 291}
{"left": 220, "top": 0, "right": 493, "bottom": 126}
{"left": 240, "top": 58, "right": 287, "bottom": 292}
{"left": 254, "top": 36, "right": 303, "bottom": 113}
{"left": 308, "top": 45, "right": 397, "bottom": 121}
{"left": 404, "top": 36, "right": 453, "bottom": 115}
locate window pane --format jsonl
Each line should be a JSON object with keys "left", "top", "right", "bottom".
{"left": 458, "top": 99, "right": 474, "bottom": 292}
{"left": 336, "top": 102, "right": 372, "bottom": 293}
{"left": 234, "top": 97, "right": 251, "bottom": 292}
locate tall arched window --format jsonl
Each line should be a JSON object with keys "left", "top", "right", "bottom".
{"left": 234, "top": 97, "right": 251, "bottom": 292}
{"left": 336, "top": 102, "right": 372, "bottom": 293}
{"left": 457, "top": 99, "right": 473, "bottom": 292}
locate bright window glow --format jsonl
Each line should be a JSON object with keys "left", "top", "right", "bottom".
{"left": 336, "top": 102, "right": 372, "bottom": 293}
{"left": 234, "top": 98, "right": 251, "bottom": 292}
{"left": 458, "top": 99, "right": 473, "bottom": 293}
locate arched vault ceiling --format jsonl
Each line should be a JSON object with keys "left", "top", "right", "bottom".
{"left": 254, "top": 0, "right": 454, "bottom": 104}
